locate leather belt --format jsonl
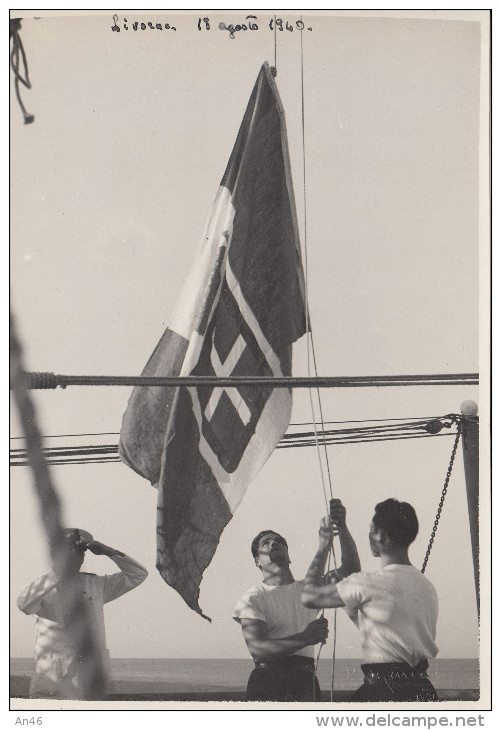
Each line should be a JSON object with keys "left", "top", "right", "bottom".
{"left": 361, "top": 660, "right": 430, "bottom": 684}
{"left": 255, "top": 655, "right": 315, "bottom": 672}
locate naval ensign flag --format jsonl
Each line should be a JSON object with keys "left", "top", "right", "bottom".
{"left": 119, "top": 63, "right": 307, "bottom": 619}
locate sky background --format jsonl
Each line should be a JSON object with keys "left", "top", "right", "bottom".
{"left": 10, "top": 10, "right": 488, "bottom": 670}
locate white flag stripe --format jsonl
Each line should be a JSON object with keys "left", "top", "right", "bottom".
{"left": 187, "top": 256, "right": 291, "bottom": 512}
{"left": 225, "top": 261, "right": 284, "bottom": 377}
{"left": 169, "top": 186, "right": 235, "bottom": 342}
{"left": 206, "top": 334, "right": 251, "bottom": 425}
{"left": 210, "top": 332, "right": 247, "bottom": 374}
{"left": 191, "top": 385, "right": 291, "bottom": 513}
{"left": 205, "top": 387, "right": 251, "bottom": 426}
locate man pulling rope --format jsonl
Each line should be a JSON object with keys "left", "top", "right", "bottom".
{"left": 233, "top": 499, "right": 360, "bottom": 702}
{"left": 302, "top": 499, "right": 439, "bottom": 702}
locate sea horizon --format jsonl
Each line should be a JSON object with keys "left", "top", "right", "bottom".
{"left": 11, "top": 656, "right": 480, "bottom": 693}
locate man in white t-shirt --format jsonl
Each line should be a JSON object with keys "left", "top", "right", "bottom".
{"left": 17, "top": 528, "right": 148, "bottom": 700}
{"left": 233, "top": 500, "right": 361, "bottom": 701}
{"left": 302, "top": 499, "right": 439, "bottom": 702}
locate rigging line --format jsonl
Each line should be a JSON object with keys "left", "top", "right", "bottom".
{"left": 299, "top": 15, "right": 332, "bottom": 512}
{"left": 12, "top": 458, "right": 123, "bottom": 467}
{"left": 306, "top": 365, "right": 329, "bottom": 509}
{"left": 278, "top": 432, "right": 457, "bottom": 448}
{"left": 10, "top": 429, "right": 443, "bottom": 454}
{"left": 292, "top": 415, "right": 454, "bottom": 426}
{"left": 307, "top": 320, "right": 334, "bottom": 499}
{"left": 282, "top": 427, "right": 434, "bottom": 443}
{"left": 285, "top": 418, "right": 459, "bottom": 439}
{"left": 10, "top": 431, "right": 455, "bottom": 464}
{"left": 11, "top": 423, "right": 414, "bottom": 443}
{"left": 10, "top": 424, "right": 456, "bottom": 461}
{"left": 330, "top": 605, "right": 338, "bottom": 701}
{"left": 297, "top": 27, "right": 334, "bottom": 501}
{"left": 281, "top": 433, "right": 432, "bottom": 447}
{"left": 285, "top": 418, "right": 433, "bottom": 438}
{"left": 11, "top": 432, "right": 457, "bottom": 467}
{"left": 297, "top": 84, "right": 335, "bottom": 491}
{"left": 299, "top": 14, "right": 338, "bottom": 694}
{"left": 274, "top": 15, "right": 277, "bottom": 70}
{"left": 34, "top": 448, "right": 120, "bottom": 458}
{"left": 11, "top": 434, "right": 453, "bottom": 466}
{"left": 10, "top": 432, "right": 123, "bottom": 440}
{"left": 314, "top": 551, "right": 337, "bottom": 700}
{"left": 9, "top": 415, "right": 456, "bottom": 441}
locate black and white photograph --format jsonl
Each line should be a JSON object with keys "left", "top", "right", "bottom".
{"left": 9, "top": 8, "right": 490, "bottom": 721}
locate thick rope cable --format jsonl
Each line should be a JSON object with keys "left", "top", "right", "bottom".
{"left": 21, "top": 372, "right": 479, "bottom": 389}
{"left": 10, "top": 312, "right": 106, "bottom": 698}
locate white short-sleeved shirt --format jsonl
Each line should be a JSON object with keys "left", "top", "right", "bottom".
{"left": 233, "top": 580, "right": 318, "bottom": 658}
{"left": 336, "top": 564, "right": 439, "bottom": 667}
{"left": 17, "top": 554, "right": 148, "bottom": 699}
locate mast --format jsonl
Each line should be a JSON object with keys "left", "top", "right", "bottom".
{"left": 460, "top": 400, "right": 479, "bottom": 618}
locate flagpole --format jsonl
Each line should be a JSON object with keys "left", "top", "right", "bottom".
{"left": 460, "top": 400, "right": 480, "bottom": 618}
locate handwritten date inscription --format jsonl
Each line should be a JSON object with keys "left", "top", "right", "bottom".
{"left": 211, "top": 17, "right": 313, "bottom": 39}
{"left": 111, "top": 15, "right": 176, "bottom": 32}
{"left": 110, "top": 15, "right": 312, "bottom": 38}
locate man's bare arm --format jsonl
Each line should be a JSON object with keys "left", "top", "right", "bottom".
{"left": 301, "top": 578, "right": 345, "bottom": 609}
{"left": 240, "top": 616, "right": 328, "bottom": 662}
{"left": 302, "top": 514, "right": 348, "bottom": 609}
{"left": 330, "top": 499, "right": 361, "bottom": 579}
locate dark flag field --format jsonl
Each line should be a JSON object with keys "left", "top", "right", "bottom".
{"left": 119, "top": 63, "right": 307, "bottom": 619}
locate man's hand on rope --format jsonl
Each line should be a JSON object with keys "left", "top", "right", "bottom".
{"left": 318, "top": 516, "right": 335, "bottom": 552}
{"left": 330, "top": 498, "right": 347, "bottom": 531}
{"left": 324, "top": 568, "right": 343, "bottom": 584}
{"left": 318, "top": 498, "right": 348, "bottom": 551}
{"left": 302, "top": 616, "right": 329, "bottom": 646}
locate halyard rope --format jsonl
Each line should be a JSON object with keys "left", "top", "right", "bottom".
{"left": 299, "top": 16, "right": 338, "bottom": 700}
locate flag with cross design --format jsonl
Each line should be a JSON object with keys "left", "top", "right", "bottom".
{"left": 119, "top": 63, "right": 307, "bottom": 619}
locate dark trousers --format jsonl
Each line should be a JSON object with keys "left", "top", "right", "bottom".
{"left": 246, "top": 656, "right": 321, "bottom": 702}
{"left": 353, "top": 661, "right": 438, "bottom": 702}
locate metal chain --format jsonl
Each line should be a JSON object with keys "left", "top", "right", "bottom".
{"left": 421, "top": 418, "right": 462, "bottom": 573}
